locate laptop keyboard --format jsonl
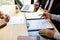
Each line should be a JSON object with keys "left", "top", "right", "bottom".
{"left": 23, "top": 5, "right": 30, "bottom": 10}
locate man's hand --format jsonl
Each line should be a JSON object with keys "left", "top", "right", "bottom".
{"left": 39, "top": 29, "right": 54, "bottom": 38}
{"left": 42, "top": 10, "right": 52, "bottom": 19}
{"left": 34, "top": 3, "right": 39, "bottom": 12}
{"left": 0, "top": 11, "right": 10, "bottom": 22}
{"left": 34, "top": 3, "right": 39, "bottom": 9}
{"left": 3, "top": 14, "right": 10, "bottom": 22}
{"left": 0, "top": 11, "right": 10, "bottom": 29}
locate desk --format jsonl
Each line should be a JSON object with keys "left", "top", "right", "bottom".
{"left": 0, "top": 5, "right": 59, "bottom": 40}
{"left": 0, "top": 5, "right": 28, "bottom": 40}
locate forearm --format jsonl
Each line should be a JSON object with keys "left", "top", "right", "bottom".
{"left": 51, "top": 14, "right": 60, "bottom": 22}
{"left": 54, "top": 32, "right": 60, "bottom": 40}
{"left": 0, "top": 19, "right": 7, "bottom": 29}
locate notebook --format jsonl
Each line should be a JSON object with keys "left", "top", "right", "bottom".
{"left": 16, "top": 0, "right": 34, "bottom": 12}
{"left": 27, "top": 19, "right": 54, "bottom": 31}
{"left": 17, "top": 36, "right": 40, "bottom": 40}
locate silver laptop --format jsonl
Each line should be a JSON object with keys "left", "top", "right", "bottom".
{"left": 16, "top": 0, "right": 34, "bottom": 12}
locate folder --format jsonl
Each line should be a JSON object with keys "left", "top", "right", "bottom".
{"left": 17, "top": 36, "right": 40, "bottom": 40}
{"left": 27, "top": 19, "right": 54, "bottom": 31}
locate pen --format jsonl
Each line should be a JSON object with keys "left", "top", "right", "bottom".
{"left": 39, "top": 14, "right": 44, "bottom": 19}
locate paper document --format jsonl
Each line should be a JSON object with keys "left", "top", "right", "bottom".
{"left": 25, "top": 13, "right": 42, "bottom": 19}
{"left": 0, "top": 0, "right": 14, "bottom": 5}
{"left": 27, "top": 19, "right": 53, "bottom": 30}
{"left": 8, "top": 16, "right": 25, "bottom": 24}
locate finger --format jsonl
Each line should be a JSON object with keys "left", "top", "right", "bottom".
{"left": 5, "top": 14, "right": 10, "bottom": 22}
{"left": 39, "top": 29, "right": 49, "bottom": 34}
{"left": 39, "top": 29, "right": 45, "bottom": 34}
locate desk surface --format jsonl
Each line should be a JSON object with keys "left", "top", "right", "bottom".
{"left": 0, "top": 5, "right": 28, "bottom": 40}
{"left": 0, "top": 5, "right": 59, "bottom": 40}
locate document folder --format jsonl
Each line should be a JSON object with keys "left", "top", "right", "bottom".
{"left": 27, "top": 19, "right": 54, "bottom": 31}
{"left": 17, "top": 36, "right": 40, "bottom": 40}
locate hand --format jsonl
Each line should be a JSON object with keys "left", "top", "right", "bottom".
{"left": 39, "top": 29, "right": 54, "bottom": 38}
{"left": 0, "top": 11, "right": 10, "bottom": 22}
{"left": 0, "top": 12, "right": 4, "bottom": 19}
{"left": 42, "top": 10, "right": 52, "bottom": 19}
{"left": 0, "top": 19, "right": 7, "bottom": 29}
{"left": 0, "top": 11, "right": 10, "bottom": 29}
{"left": 3, "top": 14, "right": 10, "bottom": 22}
{"left": 34, "top": 3, "right": 39, "bottom": 9}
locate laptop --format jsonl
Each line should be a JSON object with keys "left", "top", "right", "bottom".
{"left": 16, "top": 0, "right": 34, "bottom": 12}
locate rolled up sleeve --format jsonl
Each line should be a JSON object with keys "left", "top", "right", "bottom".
{"left": 51, "top": 14, "right": 60, "bottom": 22}
{"left": 54, "top": 32, "right": 60, "bottom": 40}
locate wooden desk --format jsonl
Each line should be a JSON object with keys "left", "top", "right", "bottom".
{"left": 0, "top": 5, "right": 28, "bottom": 40}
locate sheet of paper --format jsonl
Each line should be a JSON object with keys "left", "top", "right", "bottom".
{"left": 8, "top": 16, "right": 25, "bottom": 24}
{"left": 0, "top": 5, "right": 16, "bottom": 16}
{"left": 25, "top": 13, "right": 42, "bottom": 19}
{"left": 27, "top": 19, "right": 53, "bottom": 30}
{"left": 36, "top": 9, "right": 44, "bottom": 14}
{"left": 0, "top": 0, "right": 14, "bottom": 5}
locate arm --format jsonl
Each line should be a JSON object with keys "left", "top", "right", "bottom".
{"left": 42, "top": 10, "right": 60, "bottom": 22}
{"left": 51, "top": 14, "right": 60, "bottom": 22}
{"left": 54, "top": 32, "right": 60, "bottom": 40}
{"left": 39, "top": 29, "right": 60, "bottom": 40}
{"left": 0, "top": 11, "right": 10, "bottom": 29}
{"left": 0, "top": 19, "right": 7, "bottom": 29}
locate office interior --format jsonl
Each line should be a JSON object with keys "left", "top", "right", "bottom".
{"left": 0, "top": 0, "right": 59, "bottom": 40}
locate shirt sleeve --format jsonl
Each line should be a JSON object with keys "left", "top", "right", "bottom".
{"left": 51, "top": 14, "right": 60, "bottom": 22}
{"left": 54, "top": 32, "right": 60, "bottom": 40}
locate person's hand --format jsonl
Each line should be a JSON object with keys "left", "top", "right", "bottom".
{"left": 3, "top": 14, "right": 10, "bottom": 22}
{"left": 34, "top": 3, "right": 39, "bottom": 12}
{"left": 42, "top": 10, "right": 52, "bottom": 19}
{"left": 34, "top": 3, "right": 39, "bottom": 9}
{"left": 0, "top": 11, "right": 10, "bottom": 29}
{"left": 39, "top": 29, "right": 54, "bottom": 38}
{"left": 0, "top": 12, "right": 4, "bottom": 19}
{"left": 0, "top": 11, "right": 10, "bottom": 22}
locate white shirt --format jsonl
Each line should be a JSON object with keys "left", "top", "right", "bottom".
{"left": 51, "top": 14, "right": 60, "bottom": 40}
